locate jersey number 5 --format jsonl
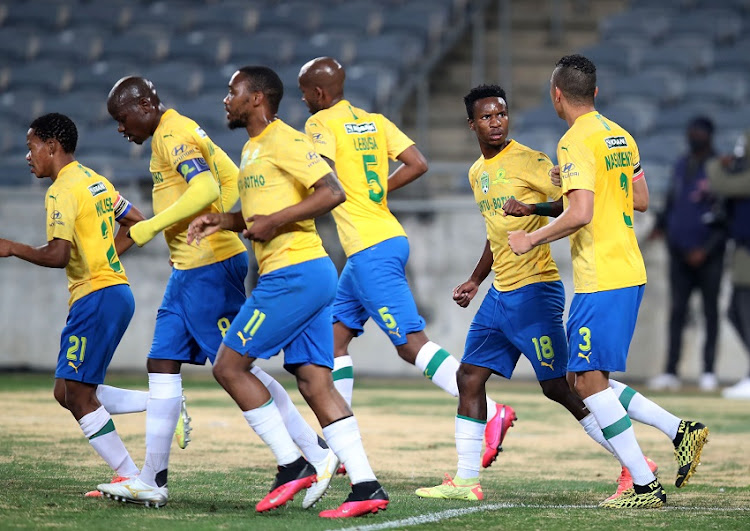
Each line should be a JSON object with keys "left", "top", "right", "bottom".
{"left": 363, "top": 154, "right": 384, "bottom": 203}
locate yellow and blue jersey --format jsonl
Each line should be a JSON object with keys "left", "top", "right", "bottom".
{"left": 149, "top": 108, "right": 246, "bottom": 270}
{"left": 238, "top": 119, "right": 332, "bottom": 275}
{"left": 468, "top": 140, "right": 562, "bottom": 292}
{"left": 304, "top": 100, "right": 413, "bottom": 256}
{"left": 45, "top": 161, "right": 129, "bottom": 306}
{"left": 558, "top": 111, "right": 647, "bottom": 293}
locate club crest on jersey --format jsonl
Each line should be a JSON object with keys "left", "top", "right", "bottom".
{"left": 604, "top": 136, "right": 628, "bottom": 149}
{"left": 344, "top": 122, "right": 377, "bottom": 134}
{"left": 493, "top": 168, "right": 511, "bottom": 184}
{"left": 87, "top": 181, "right": 107, "bottom": 197}
{"left": 480, "top": 171, "right": 490, "bottom": 194}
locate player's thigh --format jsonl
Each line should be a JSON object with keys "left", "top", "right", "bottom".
{"left": 56, "top": 285, "right": 135, "bottom": 385}
{"left": 567, "top": 285, "right": 644, "bottom": 373}
{"left": 461, "top": 288, "right": 521, "bottom": 379}
{"left": 285, "top": 303, "right": 335, "bottom": 373}
{"left": 181, "top": 253, "right": 250, "bottom": 359}
{"left": 223, "top": 258, "right": 338, "bottom": 361}
{"left": 348, "top": 237, "right": 425, "bottom": 346}
{"left": 332, "top": 258, "right": 369, "bottom": 338}
{"left": 506, "top": 281, "right": 568, "bottom": 381}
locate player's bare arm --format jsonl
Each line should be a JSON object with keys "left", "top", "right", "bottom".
{"left": 453, "top": 239, "right": 493, "bottom": 308}
{"left": 187, "top": 211, "right": 245, "bottom": 245}
{"left": 508, "top": 188, "right": 593, "bottom": 255}
{"left": 114, "top": 198, "right": 146, "bottom": 256}
{"left": 633, "top": 177, "right": 649, "bottom": 212}
{"left": 503, "top": 197, "right": 564, "bottom": 218}
{"left": 0, "top": 237, "right": 71, "bottom": 268}
{"left": 387, "top": 145, "right": 428, "bottom": 193}
{"left": 243, "top": 172, "right": 345, "bottom": 243}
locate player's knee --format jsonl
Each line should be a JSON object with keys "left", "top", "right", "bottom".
{"left": 540, "top": 379, "right": 568, "bottom": 404}
{"left": 212, "top": 361, "right": 232, "bottom": 388}
{"left": 53, "top": 382, "right": 67, "bottom": 410}
{"left": 396, "top": 345, "right": 417, "bottom": 365}
{"left": 456, "top": 364, "right": 481, "bottom": 394}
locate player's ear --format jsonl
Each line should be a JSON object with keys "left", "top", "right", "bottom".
{"left": 467, "top": 117, "right": 475, "bottom": 131}
{"left": 594, "top": 86, "right": 599, "bottom": 98}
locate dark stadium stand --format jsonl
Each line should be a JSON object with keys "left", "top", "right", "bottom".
{"left": 0, "top": 0, "right": 468, "bottom": 185}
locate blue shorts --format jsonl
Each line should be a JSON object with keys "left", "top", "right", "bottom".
{"left": 334, "top": 236, "right": 425, "bottom": 346}
{"left": 223, "top": 257, "right": 338, "bottom": 373}
{"left": 149, "top": 252, "right": 248, "bottom": 365}
{"left": 567, "top": 285, "right": 645, "bottom": 373}
{"left": 461, "top": 281, "right": 567, "bottom": 381}
{"left": 55, "top": 284, "right": 135, "bottom": 384}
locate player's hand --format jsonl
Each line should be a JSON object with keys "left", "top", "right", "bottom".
{"left": 453, "top": 280, "right": 479, "bottom": 308}
{"left": 502, "top": 198, "right": 534, "bottom": 217}
{"left": 187, "top": 213, "right": 221, "bottom": 245}
{"left": 550, "top": 165, "right": 561, "bottom": 187}
{"left": 0, "top": 238, "right": 12, "bottom": 257}
{"left": 128, "top": 220, "right": 159, "bottom": 247}
{"left": 243, "top": 214, "right": 280, "bottom": 242}
{"left": 508, "top": 230, "right": 533, "bottom": 255}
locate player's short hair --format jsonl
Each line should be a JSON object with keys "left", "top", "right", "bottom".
{"left": 464, "top": 84, "right": 508, "bottom": 120}
{"left": 29, "top": 113, "right": 78, "bottom": 154}
{"left": 553, "top": 54, "right": 597, "bottom": 105}
{"left": 237, "top": 66, "right": 284, "bottom": 114}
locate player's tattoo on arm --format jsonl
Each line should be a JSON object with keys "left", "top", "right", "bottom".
{"left": 321, "top": 173, "right": 345, "bottom": 201}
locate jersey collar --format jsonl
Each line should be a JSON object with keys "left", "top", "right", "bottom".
{"left": 250, "top": 118, "right": 281, "bottom": 142}
{"left": 483, "top": 139, "right": 515, "bottom": 164}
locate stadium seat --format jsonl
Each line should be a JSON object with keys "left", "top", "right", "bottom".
{"left": 380, "top": 2, "right": 451, "bottom": 44}
{"left": 278, "top": 97, "right": 309, "bottom": 131}
{"left": 228, "top": 31, "right": 296, "bottom": 65}
{"left": 76, "top": 125, "right": 135, "bottom": 159}
{"left": 511, "top": 128, "right": 562, "bottom": 160}
{"left": 655, "top": 103, "right": 724, "bottom": 135}
{"left": 7, "top": 60, "right": 74, "bottom": 94}
{"left": 181, "top": 4, "right": 256, "bottom": 33}
{"left": 207, "top": 130, "right": 247, "bottom": 162}
{"left": 67, "top": 3, "right": 132, "bottom": 33}
{"left": 637, "top": 133, "right": 686, "bottom": 165}
{"left": 599, "top": 100, "right": 658, "bottom": 137}
{"left": 713, "top": 44, "right": 750, "bottom": 72}
{"left": 258, "top": 2, "right": 321, "bottom": 35}
{"left": 516, "top": 104, "right": 567, "bottom": 137}
{"left": 292, "top": 33, "right": 356, "bottom": 67}
{"left": 600, "top": 10, "right": 671, "bottom": 43}
{"left": 615, "top": 71, "right": 685, "bottom": 105}
{"left": 140, "top": 62, "right": 204, "bottom": 99}
{"left": 0, "top": 158, "right": 39, "bottom": 186}
{"left": 176, "top": 94, "right": 228, "bottom": 135}
{"left": 50, "top": 90, "right": 110, "bottom": 128}
{"left": 638, "top": 44, "right": 713, "bottom": 74}
{"left": 683, "top": 72, "right": 748, "bottom": 106}
{"left": 317, "top": 2, "right": 384, "bottom": 36}
{"left": 0, "top": 27, "right": 37, "bottom": 65}
{"left": 578, "top": 44, "right": 636, "bottom": 75}
{"left": 713, "top": 106, "right": 750, "bottom": 131}
{"left": 355, "top": 32, "right": 425, "bottom": 72}
{"left": 167, "top": 31, "right": 229, "bottom": 65}
{"left": 345, "top": 64, "right": 396, "bottom": 109}
{"left": 70, "top": 59, "right": 141, "bottom": 93}
{"left": 36, "top": 28, "right": 103, "bottom": 65}
{"left": 0, "top": 2, "right": 69, "bottom": 31}
{"left": 102, "top": 33, "right": 169, "bottom": 65}
{"left": 0, "top": 88, "right": 47, "bottom": 128}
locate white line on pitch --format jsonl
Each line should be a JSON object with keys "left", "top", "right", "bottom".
{"left": 328, "top": 503, "right": 750, "bottom": 531}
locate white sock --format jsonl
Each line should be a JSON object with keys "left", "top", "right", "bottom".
{"left": 583, "top": 388, "right": 655, "bottom": 486}
{"left": 250, "top": 365, "right": 328, "bottom": 463}
{"left": 609, "top": 379, "right": 681, "bottom": 440}
{"left": 79, "top": 405, "right": 139, "bottom": 477}
{"left": 485, "top": 396, "right": 497, "bottom": 422}
{"left": 332, "top": 355, "right": 354, "bottom": 406}
{"left": 579, "top": 413, "right": 616, "bottom": 455}
{"left": 455, "top": 415, "right": 485, "bottom": 480}
{"left": 322, "top": 416, "right": 376, "bottom": 485}
{"left": 414, "top": 341, "right": 459, "bottom": 397}
{"left": 243, "top": 399, "right": 301, "bottom": 466}
{"left": 95, "top": 385, "right": 149, "bottom": 414}
{"left": 139, "top": 373, "right": 182, "bottom": 487}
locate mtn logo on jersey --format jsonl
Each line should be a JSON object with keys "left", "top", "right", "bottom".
{"left": 87, "top": 182, "right": 107, "bottom": 197}
{"left": 344, "top": 122, "right": 377, "bottom": 134}
{"left": 604, "top": 136, "right": 628, "bottom": 149}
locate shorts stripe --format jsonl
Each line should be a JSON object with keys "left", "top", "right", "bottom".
{"left": 90, "top": 419, "right": 115, "bottom": 440}
{"left": 456, "top": 414, "right": 486, "bottom": 425}
{"left": 333, "top": 366, "right": 354, "bottom": 381}
{"left": 618, "top": 386, "right": 637, "bottom": 410}
{"left": 423, "top": 349, "right": 451, "bottom": 380}
{"left": 601, "top": 415, "right": 632, "bottom": 440}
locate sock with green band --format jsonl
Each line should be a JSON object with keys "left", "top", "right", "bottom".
{"left": 455, "top": 415, "right": 485, "bottom": 480}
{"left": 609, "top": 379, "right": 681, "bottom": 440}
{"left": 243, "top": 399, "right": 301, "bottom": 466}
{"left": 583, "top": 388, "right": 655, "bottom": 486}
{"left": 415, "top": 341, "right": 459, "bottom": 397}
{"left": 332, "top": 355, "right": 354, "bottom": 406}
{"left": 79, "top": 405, "right": 139, "bottom": 477}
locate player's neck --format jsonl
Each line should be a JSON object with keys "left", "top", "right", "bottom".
{"left": 50, "top": 155, "right": 76, "bottom": 182}
{"left": 480, "top": 139, "right": 510, "bottom": 159}
{"left": 246, "top": 112, "right": 277, "bottom": 138}
{"left": 564, "top": 104, "right": 596, "bottom": 127}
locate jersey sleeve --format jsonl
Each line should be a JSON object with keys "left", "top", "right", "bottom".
{"left": 45, "top": 189, "right": 77, "bottom": 243}
{"left": 277, "top": 134, "right": 333, "bottom": 188}
{"left": 559, "top": 140, "right": 596, "bottom": 195}
{"left": 305, "top": 116, "right": 337, "bottom": 162}
{"left": 159, "top": 130, "right": 211, "bottom": 183}
{"left": 525, "top": 152, "right": 561, "bottom": 200}
{"left": 382, "top": 116, "right": 415, "bottom": 160}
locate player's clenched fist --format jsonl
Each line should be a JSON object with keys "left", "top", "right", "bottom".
{"left": 453, "top": 280, "right": 479, "bottom": 308}
{"left": 508, "top": 230, "right": 533, "bottom": 255}
{"left": 550, "top": 165, "right": 561, "bottom": 187}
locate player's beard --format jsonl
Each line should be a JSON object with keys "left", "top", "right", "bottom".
{"left": 227, "top": 110, "right": 249, "bottom": 130}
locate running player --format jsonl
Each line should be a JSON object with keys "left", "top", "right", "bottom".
{"left": 187, "top": 66, "right": 388, "bottom": 518}
{"left": 298, "top": 57, "right": 515, "bottom": 468}
{"left": 509, "top": 54, "right": 709, "bottom": 508}
{"left": 96, "top": 77, "right": 336, "bottom": 508}
{"left": 0, "top": 113, "right": 143, "bottom": 492}
{"left": 415, "top": 85, "right": 658, "bottom": 501}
